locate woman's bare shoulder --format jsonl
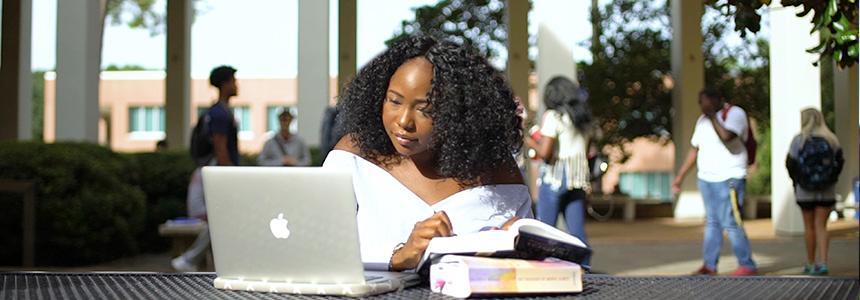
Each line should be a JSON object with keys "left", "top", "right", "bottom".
{"left": 333, "top": 134, "right": 361, "bottom": 155}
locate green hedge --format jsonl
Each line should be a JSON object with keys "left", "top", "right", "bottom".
{"left": 0, "top": 142, "right": 146, "bottom": 266}
{"left": 747, "top": 126, "right": 771, "bottom": 196}
{"left": 123, "top": 151, "right": 197, "bottom": 253}
{"left": 0, "top": 142, "right": 322, "bottom": 266}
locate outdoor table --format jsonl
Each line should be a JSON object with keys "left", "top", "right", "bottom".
{"left": 1, "top": 272, "right": 857, "bottom": 299}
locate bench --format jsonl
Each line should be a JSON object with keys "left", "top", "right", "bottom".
{"left": 589, "top": 195, "right": 667, "bottom": 222}
{"left": 158, "top": 221, "right": 214, "bottom": 271}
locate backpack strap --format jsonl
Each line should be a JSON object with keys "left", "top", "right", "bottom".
{"left": 719, "top": 104, "right": 731, "bottom": 121}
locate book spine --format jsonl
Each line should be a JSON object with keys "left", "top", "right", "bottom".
{"left": 431, "top": 258, "right": 582, "bottom": 298}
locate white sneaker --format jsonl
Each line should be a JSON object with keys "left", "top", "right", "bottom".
{"left": 171, "top": 256, "right": 198, "bottom": 272}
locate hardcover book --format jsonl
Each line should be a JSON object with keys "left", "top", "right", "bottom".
{"left": 429, "top": 255, "right": 583, "bottom": 298}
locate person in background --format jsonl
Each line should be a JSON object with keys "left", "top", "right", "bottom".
{"left": 672, "top": 88, "right": 757, "bottom": 276}
{"left": 524, "top": 76, "right": 593, "bottom": 266}
{"left": 257, "top": 109, "right": 311, "bottom": 166}
{"left": 785, "top": 108, "right": 844, "bottom": 275}
{"left": 172, "top": 65, "right": 239, "bottom": 272}
{"left": 319, "top": 104, "right": 345, "bottom": 162}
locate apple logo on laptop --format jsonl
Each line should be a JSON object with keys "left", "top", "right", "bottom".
{"left": 269, "top": 213, "right": 291, "bottom": 239}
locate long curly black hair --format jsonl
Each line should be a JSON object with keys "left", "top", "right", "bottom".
{"left": 338, "top": 35, "right": 522, "bottom": 185}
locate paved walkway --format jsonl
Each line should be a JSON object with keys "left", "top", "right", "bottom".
{"left": 6, "top": 218, "right": 858, "bottom": 278}
{"left": 588, "top": 218, "right": 858, "bottom": 277}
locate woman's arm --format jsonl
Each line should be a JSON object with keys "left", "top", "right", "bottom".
{"left": 526, "top": 135, "right": 556, "bottom": 162}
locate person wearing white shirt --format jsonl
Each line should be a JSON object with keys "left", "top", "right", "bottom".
{"left": 322, "top": 36, "right": 533, "bottom": 272}
{"left": 257, "top": 109, "right": 311, "bottom": 167}
{"left": 672, "top": 88, "right": 757, "bottom": 276}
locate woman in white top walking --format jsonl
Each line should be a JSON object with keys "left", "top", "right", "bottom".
{"left": 525, "top": 76, "right": 593, "bottom": 265}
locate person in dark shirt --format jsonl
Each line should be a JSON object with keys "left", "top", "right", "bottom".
{"left": 207, "top": 65, "right": 240, "bottom": 166}
{"left": 172, "top": 65, "right": 239, "bottom": 272}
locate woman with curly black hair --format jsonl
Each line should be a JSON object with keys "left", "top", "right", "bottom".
{"left": 323, "top": 36, "right": 533, "bottom": 271}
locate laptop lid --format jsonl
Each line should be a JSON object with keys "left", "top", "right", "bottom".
{"left": 202, "top": 167, "right": 365, "bottom": 284}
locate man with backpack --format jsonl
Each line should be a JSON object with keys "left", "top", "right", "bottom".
{"left": 786, "top": 108, "right": 844, "bottom": 275}
{"left": 173, "top": 65, "right": 240, "bottom": 272}
{"left": 672, "top": 88, "right": 758, "bottom": 276}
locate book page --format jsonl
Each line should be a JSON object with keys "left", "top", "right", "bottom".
{"left": 417, "top": 229, "right": 516, "bottom": 270}
{"left": 510, "top": 218, "right": 586, "bottom": 247}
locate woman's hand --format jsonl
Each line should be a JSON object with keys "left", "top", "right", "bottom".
{"left": 500, "top": 216, "right": 521, "bottom": 230}
{"left": 389, "top": 211, "right": 453, "bottom": 271}
{"left": 671, "top": 176, "right": 683, "bottom": 195}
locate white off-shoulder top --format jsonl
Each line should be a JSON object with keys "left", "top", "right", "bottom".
{"left": 322, "top": 150, "right": 534, "bottom": 270}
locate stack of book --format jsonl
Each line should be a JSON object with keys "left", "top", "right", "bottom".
{"left": 420, "top": 218, "right": 591, "bottom": 298}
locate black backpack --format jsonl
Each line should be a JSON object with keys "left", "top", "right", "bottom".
{"left": 189, "top": 111, "right": 213, "bottom": 166}
{"left": 793, "top": 136, "right": 843, "bottom": 190}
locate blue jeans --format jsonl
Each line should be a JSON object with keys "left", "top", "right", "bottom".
{"left": 536, "top": 173, "right": 590, "bottom": 266}
{"left": 699, "top": 178, "right": 756, "bottom": 270}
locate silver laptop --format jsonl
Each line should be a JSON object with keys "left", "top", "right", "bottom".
{"left": 202, "top": 167, "right": 420, "bottom": 297}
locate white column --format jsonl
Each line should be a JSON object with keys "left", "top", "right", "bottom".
{"left": 506, "top": 0, "right": 529, "bottom": 103}
{"left": 297, "top": 0, "right": 329, "bottom": 147}
{"left": 534, "top": 1, "right": 578, "bottom": 111}
{"left": 770, "top": 3, "right": 821, "bottom": 235}
{"left": 55, "top": 0, "right": 104, "bottom": 142}
{"left": 165, "top": 0, "right": 192, "bottom": 150}
{"left": 833, "top": 65, "right": 858, "bottom": 207}
{"left": 0, "top": 0, "right": 33, "bottom": 140}
{"left": 338, "top": 0, "right": 356, "bottom": 94}
{"left": 671, "top": 1, "right": 705, "bottom": 219}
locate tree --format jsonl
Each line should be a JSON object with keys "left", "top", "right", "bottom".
{"left": 710, "top": 0, "right": 858, "bottom": 68}
{"left": 581, "top": 0, "right": 770, "bottom": 148}
{"left": 386, "top": 0, "right": 517, "bottom": 61}
{"left": 105, "top": 0, "right": 204, "bottom": 36}
{"left": 581, "top": 1, "right": 674, "bottom": 147}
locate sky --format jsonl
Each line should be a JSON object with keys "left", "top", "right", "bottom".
{"left": 30, "top": 0, "right": 600, "bottom": 77}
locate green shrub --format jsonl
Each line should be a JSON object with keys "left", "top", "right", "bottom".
{"left": 0, "top": 142, "right": 146, "bottom": 266}
{"left": 124, "top": 151, "right": 196, "bottom": 253}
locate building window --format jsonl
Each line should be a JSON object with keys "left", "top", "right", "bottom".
{"left": 232, "top": 106, "right": 253, "bottom": 139}
{"left": 129, "top": 106, "right": 165, "bottom": 140}
{"left": 196, "top": 106, "right": 208, "bottom": 120}
{"left": 267, "top": 106, "right": 298, "bottom": 134}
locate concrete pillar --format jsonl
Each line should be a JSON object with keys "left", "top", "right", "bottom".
{"left": 833, "top": 65, "right": 858, "bottom": 207}
{"left": 670, "top": 0, "right": 705, "bottom": 219}
{"left": 534, "top": 1, "right": 578, "bottom": 111}
{"left": 0, "top": 0, "right": 33, "bottom": 141}
{"left": 337, "top": 0, "right": 356, "bottom": 95}
{"left": 770, "top": 3, "right": 821, "bottom": 235}
{"left": 165, "top": 0, "right": 192, "bottom": 150}
{"left": 297, "top": 0, "right": 329, "bottom": 147}
{"left": 505, "top": 0, "right": 529, "bottom": 106}
{"left": 55, "top": 0, "right": 104, "bottom": 142}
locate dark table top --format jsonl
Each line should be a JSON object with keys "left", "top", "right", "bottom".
{"left": 1, "top": 272, "right": 857, "bottom": 300}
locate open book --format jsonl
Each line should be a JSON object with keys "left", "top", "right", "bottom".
{"left": 417, "top": 218, "right": 591, "bottom": 273}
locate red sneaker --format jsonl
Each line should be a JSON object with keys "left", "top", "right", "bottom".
{"left": 693, "top": 265, "right": 716, "bottom": 275}
{"left": 731, "top": 266, "right": 758, "bottom": 276}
